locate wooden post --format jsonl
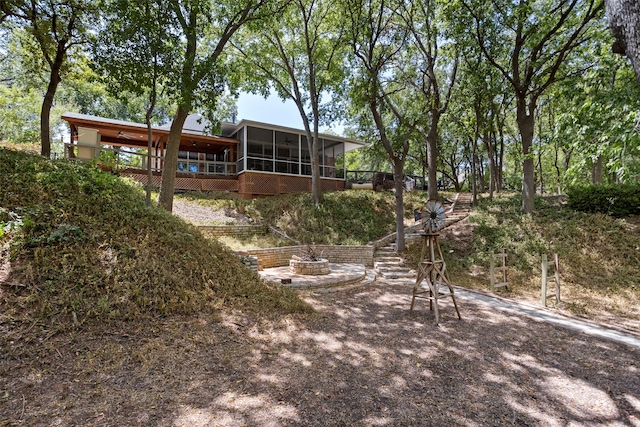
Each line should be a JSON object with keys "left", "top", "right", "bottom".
{"left": 541, "top": 254, "right": 561, "bottom": 307}
{"left": 541, "top": 254, "right": 548, "bottom": 307}
{"left": 490, "top": 249, "right": 508, "bottom": 292}
{"left": 490, "top": 252, "right": 495, "bottom": 292}
{"left": 554, "top": 254, "right": 561, "bottom": 303}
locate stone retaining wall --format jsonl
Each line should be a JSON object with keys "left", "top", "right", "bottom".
{"left": 198, "top": 225, "right": 269, "bottom": 238}
{"left": 239, "top": 245, "right": 375, "bottom": 268}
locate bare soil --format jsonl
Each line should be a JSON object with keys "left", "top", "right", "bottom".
{"left": 1, "top": 280, "right": 639, "bottom": 426}
{"left": 172, "top": 199, "right": 251, "bottom": 225}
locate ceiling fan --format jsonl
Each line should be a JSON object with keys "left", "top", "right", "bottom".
{"left": 116, "top": 131, "right": 133, "bottom": 140}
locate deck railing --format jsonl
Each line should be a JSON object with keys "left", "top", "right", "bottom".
{"left": 64, "top": 143, "right": 236, "bottom": 176}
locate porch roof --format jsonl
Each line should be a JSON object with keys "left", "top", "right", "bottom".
{"left": 61, "top": 112, "right": 239, "bottom": 155}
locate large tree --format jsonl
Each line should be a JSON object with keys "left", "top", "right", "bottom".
{"left": 232, "top": 0, "right": 348, "bottom": 205}
{"left": 461, "top": 0, "right": 604, "bottom": 213}
{"left": 606, "top": 0, "right": 640, "bottom": 86}
{"left": 154, "top": 0, "right": 286, "bottom": 212}
{"left": 397, "top": 0, "right": 458, "bottom": 201}
{"left": 1, "top": 0, "right": 96, "bottom": 157}
{"left": 346, "top": 0, "right": 415, "bottom": 251}
{"left": 94, "top": 0, "right": 177, "bottom": 205}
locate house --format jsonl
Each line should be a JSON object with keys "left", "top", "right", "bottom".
{"left": 61, "top": 112, "right": 367, "bottom": 199}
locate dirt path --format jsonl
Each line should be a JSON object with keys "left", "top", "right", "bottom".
{"left": 1, "top": 279, "right": 638, "bottom": 426}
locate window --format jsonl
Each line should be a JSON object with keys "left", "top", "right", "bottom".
{"left": 247, "top": 127, "right": 273, "bottom": 159}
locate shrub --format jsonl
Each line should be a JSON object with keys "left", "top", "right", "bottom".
{"left": 567, "top": 184, "right": 640, "bottom": 217}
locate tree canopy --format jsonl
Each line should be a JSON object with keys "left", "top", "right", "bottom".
{"left": 0, "top": 0, "right": 638, "bottom": 217}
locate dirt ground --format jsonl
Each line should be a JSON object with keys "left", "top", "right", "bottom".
{"left": 172, "top": 199, "right": 252, "bottom": 225}
{"left": 1, "top": 279, "right": 639, "bottom": 426}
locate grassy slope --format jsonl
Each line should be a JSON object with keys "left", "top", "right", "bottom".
{"left": 246, "top": 190, "right": 429, "bottom": 245}
{"left": 406, "top": 193, "right": 640, "bottom": 321}
{"left": 0, "top": 149, "right": 310, "bottom": 328}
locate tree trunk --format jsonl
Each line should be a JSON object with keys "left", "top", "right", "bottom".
{"left": 554, "top": 139, "right": 562, "bottom": 194}
{"left": 158, "top": 105, "right": 189, "bottom": 212}
{"left": 311, "top": 130, "right": 322, "bottom": 205}
{"left": 537, "top": 137, "right": 544, "bottom": 194}
{"left": 563, "top": 147, "right": 573, "bottom": 182}
{"left": 497, "top": 116, "right": 505, "bottom": 193}
{"left": 483, "top": 130, "right": 495, "bottom": 199}
{"left": 477, "top": 152, "right": 485, "bottom": 193}
{"left": 367, "top": 91, "right": 409, "bottom": 252}
{"left": 394, "top": 160, "right": 406, "bottom": 252}
{"left": 592, "top": 155, "right": 603, "bottom": 184}
{"left": 471, "top": 137, "right": 478, "bottom": 206}
{"left": 426, "top": 109, "right": 440, "bottom": 200}
{"left": 40, "top": 58, "right": 63, "bottom": 158}
{"left": 145, "top": 67, "right": 158, "bottom": 207}
{"left": 145, "top": 107, "right": 155, "bottom": 207}
{"left": 449, "top": 153, "right": 461, "bottom": 192}
{"left": 605, "top": 0, "right": 640, "bottom": 87}
{"left": 497, "top": 138, "right": 504, "bottom": 192}
{"left": 517, "top": 97, "right": 536, "bottom": 213}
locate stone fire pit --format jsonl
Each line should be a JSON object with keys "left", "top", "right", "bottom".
{"left": 289, "top": 257, "right": 330, "bottom": 275}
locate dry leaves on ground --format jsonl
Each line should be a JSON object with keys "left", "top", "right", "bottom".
{"left": 1, "top": 279, "right": 638, "bottom": 426}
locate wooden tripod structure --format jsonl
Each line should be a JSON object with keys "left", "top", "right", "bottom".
{"left": 410, "top": 233, "right": 462, "bottom": 325}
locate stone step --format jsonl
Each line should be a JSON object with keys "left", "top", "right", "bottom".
{"left": 374, "top": 265, "right": 411, "bottom": 274}
{"left": 373, "top": 256, "right": 403, "bottom": 263}
{"left": 374, "top": 252, "right": 398, "bottom": 259}
{"left": 380, "top": 271, "right": 416, "bottom": 279}
{"left": 373, "top": 258, "right": 404, "bottom": 267}
{"left": 312, "top": 268, "right": 377, "bottom": 294}
{"left": 374, "top": 262, "right": 411, "bottom": 271}
{"left": 383, "top": 278, "right": 417, "bottom": 285}
{"left": 375, "top": 247, "right": 397, "bottom": 254}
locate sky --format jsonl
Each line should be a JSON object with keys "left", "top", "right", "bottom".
{"left": 236, "top": 91, "right": 346, "bottom": 136}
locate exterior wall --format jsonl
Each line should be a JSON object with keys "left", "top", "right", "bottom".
{"left": 240, "top": 244, "right": 374, "bottom": 268}
{"left": 121, "top": 171, "right": 344, "bottom": 197}
{"left": 238, "top": 172, "right": 345, "bottom": 197}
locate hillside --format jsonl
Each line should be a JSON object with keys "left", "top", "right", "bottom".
{"left": 405, "top": 193, "right": 640, "bottom": 331}
{"left": 0, "top": 148, "right": 310, "bottom": 331}
{"left": 169, "top": 187, "right": 639, "bottom": 330}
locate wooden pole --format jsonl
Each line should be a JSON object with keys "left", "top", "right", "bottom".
{"left": 490, "top": 251, "right": 495, "bottom": 292}
{"left": 541, "top": 254, "right": 548, "bottom": 307}
{"left": 554, "top": 254, "right": 561, "bottom": 302}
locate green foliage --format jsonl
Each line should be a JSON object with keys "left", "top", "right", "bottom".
{"left": 567, "top": 184, "right": 640, "bottom": 217}
{"left": 462, "top": 194, "right": 550, "bottom": 272}
{"left": 0, "top": 84, "right": 42, "bottom": 143}
{"left": 552, "top": 35, "right": 640, "bottom": 187}
{"left": 0, "top": 149, "right": 310, "bottom": 326}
